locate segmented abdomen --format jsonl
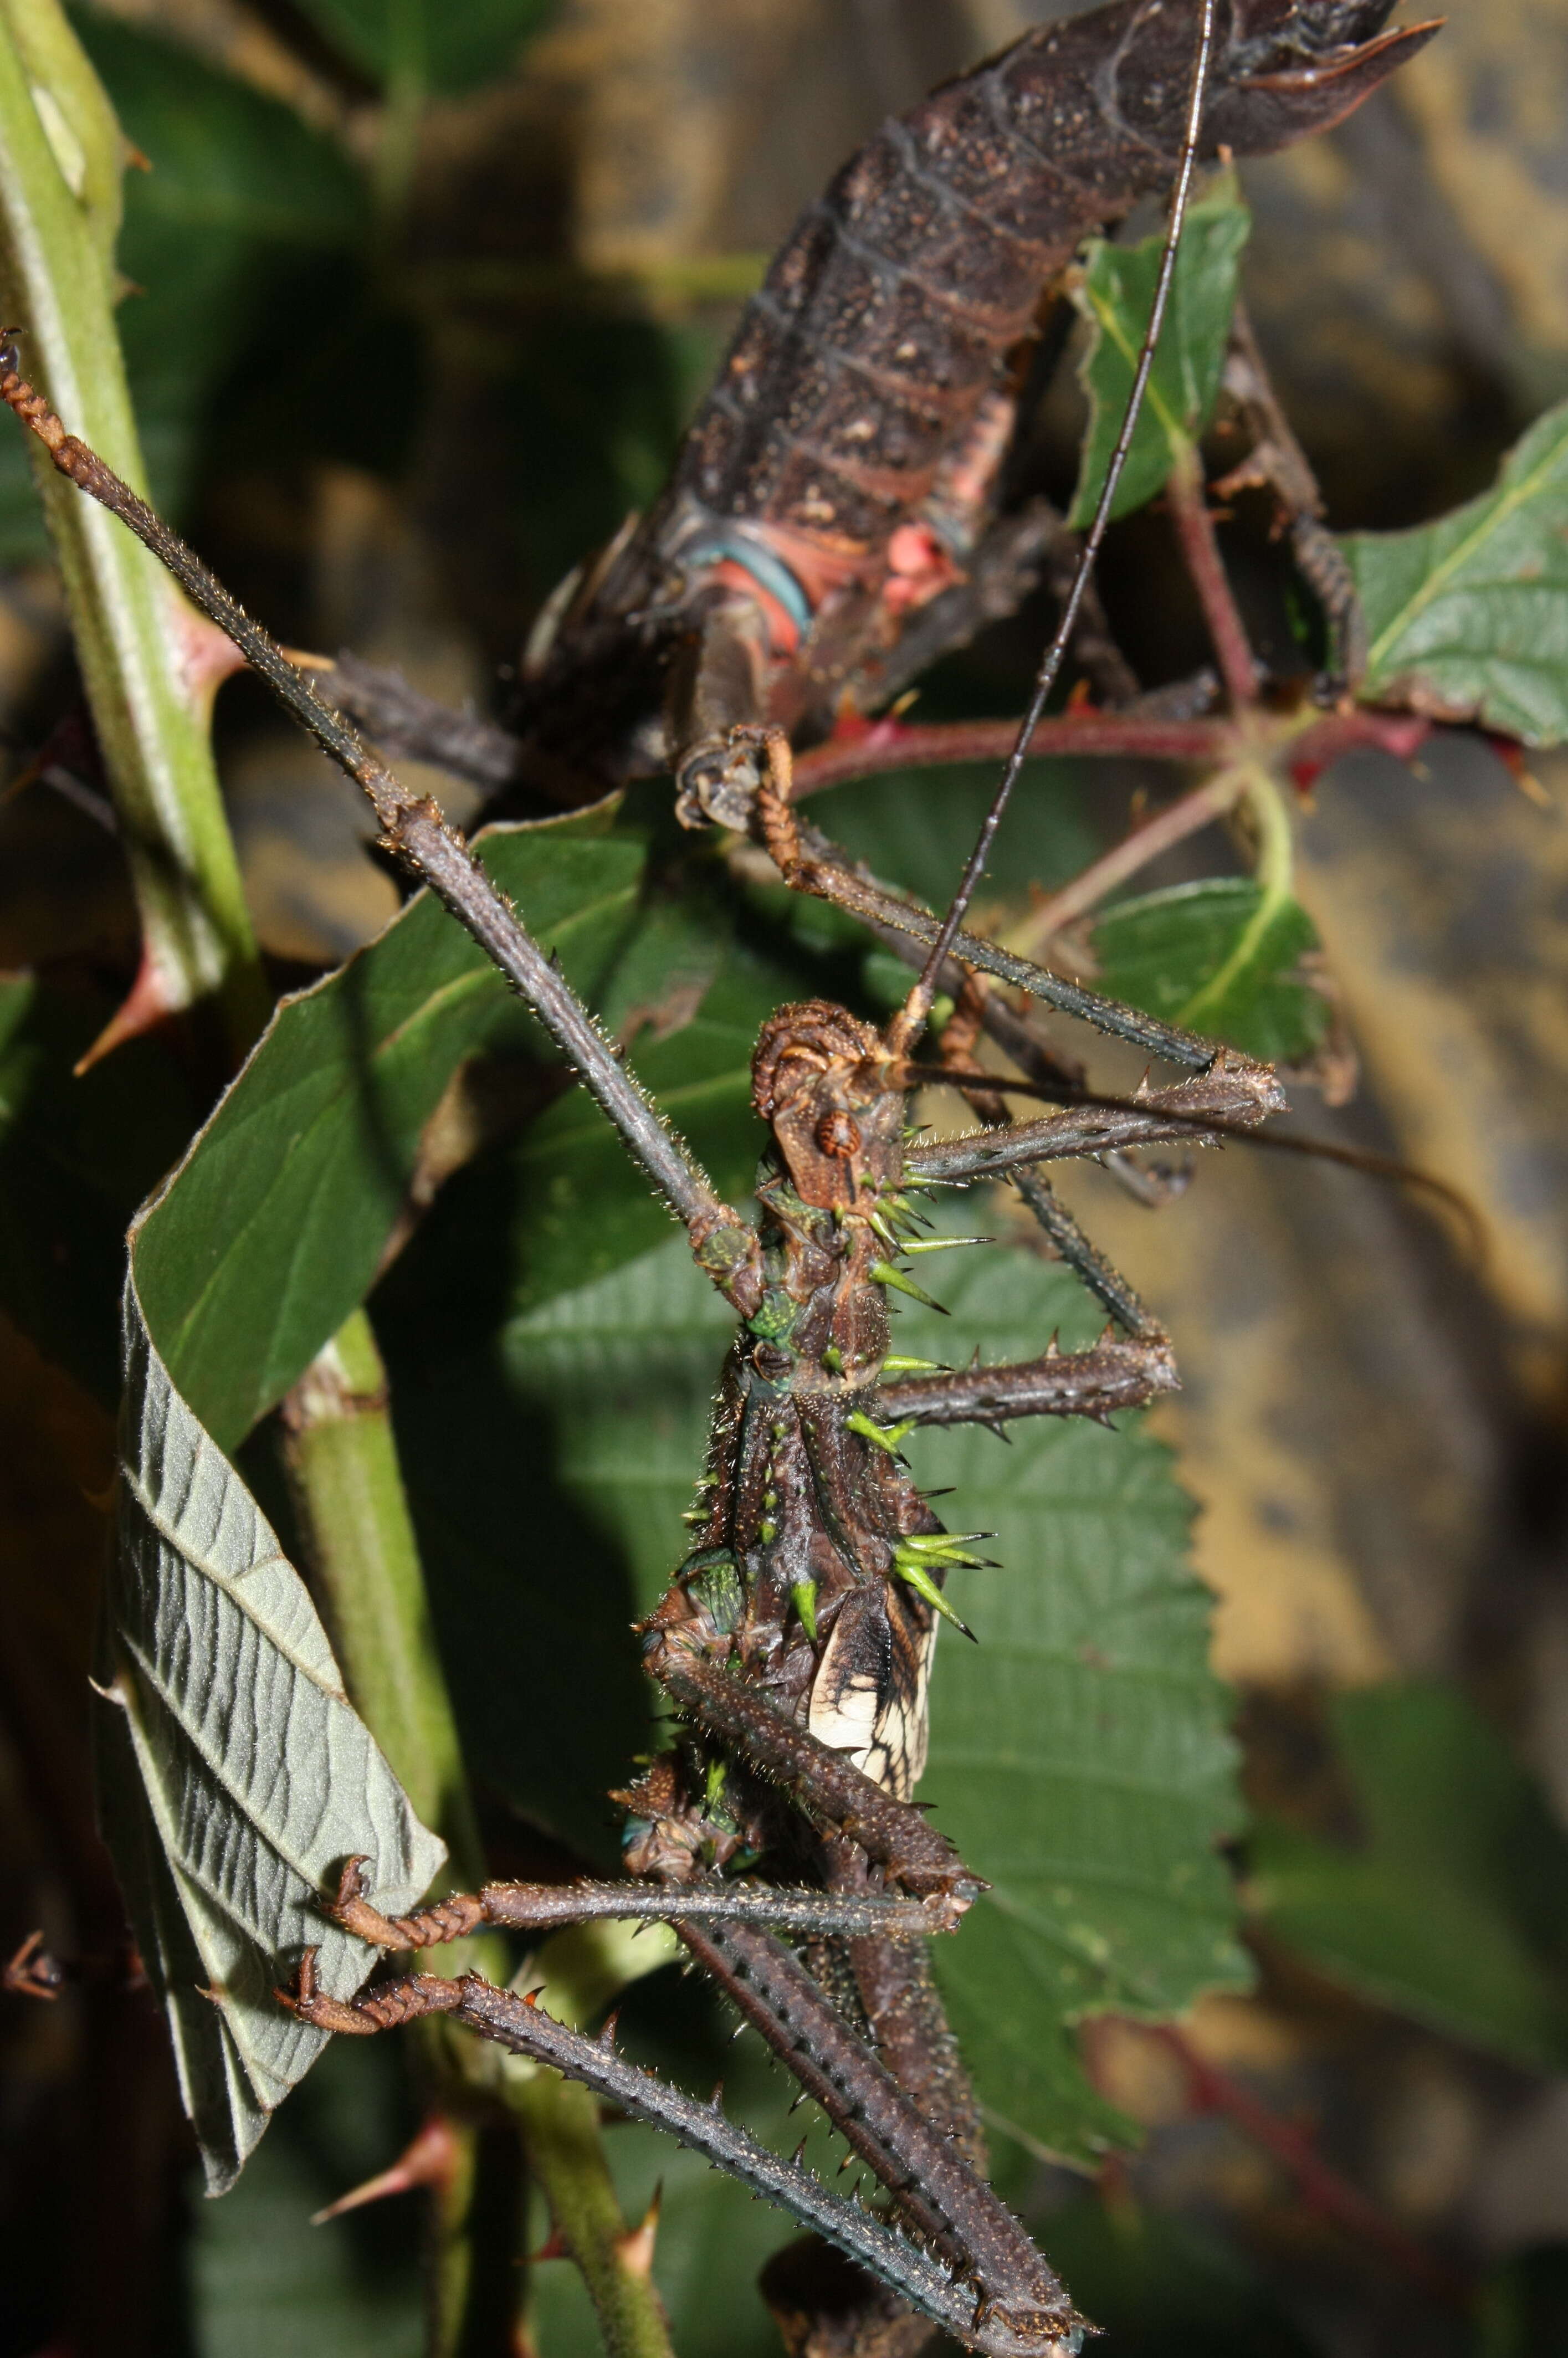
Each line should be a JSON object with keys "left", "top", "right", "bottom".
{"left": 669, "top": 0, "right": 1427, "bottom": 566}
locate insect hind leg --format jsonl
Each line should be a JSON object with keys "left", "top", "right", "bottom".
{"left": 648, "top": 1638, "right": 982, "bottom": 1926}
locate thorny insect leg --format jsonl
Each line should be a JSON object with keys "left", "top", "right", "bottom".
{"left": 0, "top": 345, "right": 767, "bottom": 1315}
{"left": 283, "top": 1956, "right": 1087, "bottom": 2358}
{"left": 320, "top": 1855, "right": 945, "bottom": 1952}
{"left": 680, "top": 1918, "right": 1074, "bottom": 2330}
{"left": 749, "top": 730, "right": 1223, "bottom": 1070}
{"left": 937, "top": 978, "right": 1162, "bottom": 1341}
{"left": 901, "top": 1055, "right": 1288, "bottom": 1188}
{"left": 651, "top": 1647, "right": 980, "bottom": 1921}
{"left": 1219, "top": 297, "right": 1368, "bottom": 692}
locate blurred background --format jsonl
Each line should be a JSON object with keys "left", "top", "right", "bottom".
{"left": 2, "top": 3, "right": 1567, "bottom": 2355}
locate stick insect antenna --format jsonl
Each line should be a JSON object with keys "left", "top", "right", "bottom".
{"left": 891, "top": 0, "right": 1218, "bottom": 1052}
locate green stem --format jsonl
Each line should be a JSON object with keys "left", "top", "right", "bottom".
{"left": 0, "top": 0, "right": 267, "bottom": 1057}
{"left": 372, "top": 0, "right": 427, "bottom": 229}
{"left": 1175, "top": 758, "right": 1295, "bottom": 1031}
{"left": 281, "top": 1306, "right": 482, "bottom": 1877}
{"left": 281, "top": 1310, "right": 677, "bottom": 2358}
{"left": 511, "top": 2079, "right": 673, "bottom": 2358}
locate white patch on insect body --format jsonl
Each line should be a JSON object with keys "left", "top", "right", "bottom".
{"left": 807, "top": 1588, "right": 936, "bottom": 1801}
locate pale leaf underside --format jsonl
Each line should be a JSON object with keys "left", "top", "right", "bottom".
{"left": 101, "top": 1275, "right": 446, "bottom": 2191}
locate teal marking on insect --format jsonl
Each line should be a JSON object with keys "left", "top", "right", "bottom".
{"left": 683, "top": 531, "right": 813, "bottom": 635}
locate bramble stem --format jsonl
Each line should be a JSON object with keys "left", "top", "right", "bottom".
{"left": 1166, "top": 442, "right": 1259, "bottom": 710}
{"left": 788, "top": 713, "right": 1231, "bottom": 798}
{"left": 1008, "top": 764, "right": 1248, "bottom": 958}
{"left": 280, "top": 1310, "right": 483, "bottom": 1878}
{"left": 510, "top": 2078, "right": 674, "bottom": 2358}
{"left": 281, "top": 1312, "right": 677, "bottom": 2358}
{"left": 0, "top": 3, "right": 267, "bottom": 1057}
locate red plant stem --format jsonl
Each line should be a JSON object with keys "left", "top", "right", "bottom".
{"left": 1166, "top": 448, "right": 1259, "bottom": 710}
{"left": 1149, "top": 2024, "right": 1472, "bottom": 2309}
{"left": 1285, "top": 706, "right": 1431, "bottom": 778}
{"left": 789, "top": 714, "right": 1232, "bottom": 798}
{"left": 1014, "top": 767, "right": 1244, "bottom": 948}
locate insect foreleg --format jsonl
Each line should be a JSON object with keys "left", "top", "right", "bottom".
{"left": 318, "top": 1855, "right": 942, "bottom": 1951}
{"left": 649, "top": 1644, "right": 980, "bottom": 1923}
{"left": 284, "top": 1954, "right": 1085, "bottom": 2358}
{"left": 748, "top": 730, "right": 1222, "bottom": 1070}
{"left": 0, "top": 350, "right": 768, "bottom": 1313}
{"left": 903, "top": 1053, "right": 1288, "bottom": 1186}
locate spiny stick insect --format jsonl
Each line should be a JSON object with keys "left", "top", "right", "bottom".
{"left": 0, "top": 6, "right": 1439, "bottom": 2355}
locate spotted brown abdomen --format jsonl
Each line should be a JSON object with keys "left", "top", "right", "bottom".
{"left": 668, "top": 0, "right": 1434, "bottom": 566}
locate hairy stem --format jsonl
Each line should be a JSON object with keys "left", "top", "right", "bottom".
{"left": 789, "top": 713, "right": 1229, "bottom": 799}
{"left": 0, "top": 0, "right": 267, "bottom": 1055}
{"left": 1165, "top": 441, "right": 1258, "bottom": 710}
{"left": 281, "top": 1312, "right": 677, "bottom": 2358}
{"left": 280, "top": 1308, "right": 484, "bottom": 1879}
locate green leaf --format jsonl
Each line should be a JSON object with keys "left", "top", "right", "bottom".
{"left": 375, "top": 940, "right": 791, "bottom": 1860}
{"left": 822, "top": 761, "right": 1098, "bottom": 912}
{"left": 1251, "top": 1684, "right": 1568, "bottom": 2070}
{"left": 0, "top": 972, "right": 193, "bottom": 1397}
{"left": 291, "top": 0, "right": 556, "bottom": 97}
{"left": 894, "top": 1237, "right": 1249, "bottom": 2161}
{"left": 101, "top": 1270, "right": 446, "bottom": 2192}
{"left": 1069, "top": 173, "right": 1251, "bottom": 527}
{"left": 70, "top": 11, "right": 371, "bottom": 517}
{"left": 130, "top": 809, "right": 662, "bottom": 1455}
{"left": 393, "top": 1217, "right": 1246, "bottom": 2156}
{"left": 1344, "top": 398, "right": 1568, "bottom": 745}
{"left": 1089, "top": 878, "right": 1328, "bottom": 1064}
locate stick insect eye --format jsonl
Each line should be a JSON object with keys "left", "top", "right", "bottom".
{"left": 816, "top": 1110, "right": 862, "bottom": 1159}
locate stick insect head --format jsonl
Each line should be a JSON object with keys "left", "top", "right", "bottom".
{"left": 751, "top": 1001, "right": 906, "bottom": 1214}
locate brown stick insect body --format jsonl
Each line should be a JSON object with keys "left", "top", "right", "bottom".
{"left": 511, "top": 0, "right": 1436, "bottom": 821}
{"left": 0, "top": 346, "right": 1279, "bottom": 2347}
{"left": 0, "top": 3, "right": 1434, "bottom": 2350}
